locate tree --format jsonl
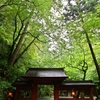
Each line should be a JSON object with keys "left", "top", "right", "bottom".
{"left": 63, "top": 0, "right": 100, "bottom": 81}
{"left": 63, "top": 0, "right": 98, "bottom": 21}
{"left": 0, "top": 0, "right": 56, "bottom": 99}
{"left": 0, "top": 0, "right": 54, "bottom": 76}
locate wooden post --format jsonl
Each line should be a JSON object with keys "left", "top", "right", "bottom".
{"left": 32, "top": 83, "right": 38, "bottom": 100}
{"left": 54, "top": 84, "right": 59, "bottom": 100}
{"left": 8, "top": 97, "right": 10, "bottom": 100}
{"left": 14, "top": 88, "right": 19, "bottom": 100}
{"left": 89, "top": 88, "right": 94, "bottom": 100}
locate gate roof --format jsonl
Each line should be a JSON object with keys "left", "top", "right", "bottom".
{"left": 23, "top": 68, "right": 67, "bottom": 77}
{"left": 22, "top": 68, "right": 68, "bottom": 84}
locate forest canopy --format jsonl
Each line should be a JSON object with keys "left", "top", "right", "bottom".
{"left": 0, "top": 0, "right": 100, "bottom": 99}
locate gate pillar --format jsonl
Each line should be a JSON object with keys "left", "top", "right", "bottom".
{"left": 54, "top": 84, "right": 59, "bottom": 100}
{"left": 32, "top": 83, "right": 38, "bottom": 100}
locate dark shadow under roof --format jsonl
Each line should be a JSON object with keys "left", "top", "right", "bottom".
{"left": 12, "top": 80, "right": 33, "bottom": 86}
{"left": 22, "top": 68, "right": 68, "bottom": 78}
{"left": 60, "top": 80, "right": 95, "bottom": 86}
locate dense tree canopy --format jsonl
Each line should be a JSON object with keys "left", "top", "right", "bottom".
{"left": 0, "top": 0, "right": 100, "bottom": 99}
{"left": 63, "top": 0, "right": 100, "bottom": 81}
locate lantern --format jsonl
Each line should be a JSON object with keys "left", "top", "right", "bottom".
{"left": 71, "top": 90, "right": 76, "bottom": 97}
{"left": 7, "top": 91, "right": 13, "bottom": 99}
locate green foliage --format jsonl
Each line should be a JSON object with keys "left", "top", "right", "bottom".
{"left": 0, "top": 0, "right": 100, "bottom": 98}
{"left": 0, "top": 0, "right": 55, "bottom": 99}
{"left": 38, "top": 85, "right": 53, "bottom": 97}
{"left": 0, "top": 80, "right": 11, "bottom": 100}
{"left": 63, "top": 2, "right": 100, "bottom": 81}
{"left": 64, "top": 0, "right": 98, "bottom": 20}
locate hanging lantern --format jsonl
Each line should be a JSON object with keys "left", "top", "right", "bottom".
{"left": 7, "top": 91, "right": 13, "bottom": 98}
{"left": 71, "top": 90, "right": 76, "bottom": 97}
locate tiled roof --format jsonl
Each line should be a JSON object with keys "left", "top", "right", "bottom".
{"left": 22, "top": 68, "right": 68, "bottom": 78}
{"left": 59, "top": 80, "right": 95, "bottom": 86}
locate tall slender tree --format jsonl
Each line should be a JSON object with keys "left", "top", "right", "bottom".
{"left": 63, "top": 0, "right": 100, "bottom": 81}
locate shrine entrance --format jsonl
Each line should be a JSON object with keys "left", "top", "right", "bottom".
{"left": 12, "top": 68, "right": 96, "bottom": 100}
{"left": 13, "top": 68, "right": 67, "bottom": 100}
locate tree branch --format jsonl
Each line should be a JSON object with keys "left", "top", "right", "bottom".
{"left": 0, "top": 0, "right": 11, "bottom": 11}
{"left": 8, "top": 22, "right": 29, "bottom": 67}
{"left": 14, "top": 33, "right": 40, "bottom": 64}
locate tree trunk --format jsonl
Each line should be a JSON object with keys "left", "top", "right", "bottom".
{"left": 8, "top": 22, "right": 29, "bottom": 67}
{"left": 84, "top": 30, "right": 100, "bottom": 81}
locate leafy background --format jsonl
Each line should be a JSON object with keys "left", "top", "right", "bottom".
{"left": 0, "top": 0, "right": 100, "bottom": 99}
